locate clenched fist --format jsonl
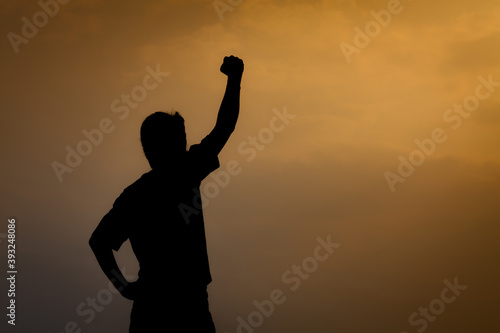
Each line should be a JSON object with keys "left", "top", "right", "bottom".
{"left": 220, "top": 55, "right": 244, "bottom": 78}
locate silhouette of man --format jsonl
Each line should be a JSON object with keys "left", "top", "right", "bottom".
{"left": 89, "top": 55, "right": 244, "bottom": 332}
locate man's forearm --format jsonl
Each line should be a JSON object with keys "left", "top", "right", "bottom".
{"left": 204, "top": 55, "right": 244, "bottom": 154}
{"left": 90, "top": 242, "right": 128, "bottom": 291}
{"left": 215, "top": 75, "right": 241, "bottom": 132}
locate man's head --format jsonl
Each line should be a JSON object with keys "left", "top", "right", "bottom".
{"left": 140, "top": 111, "right": 187, "bottom": 169}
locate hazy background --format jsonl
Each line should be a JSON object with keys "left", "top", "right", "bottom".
{"left": 1, "top": 0, "right": 499, "bottom": 332}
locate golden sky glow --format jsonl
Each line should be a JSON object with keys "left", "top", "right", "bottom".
{"left": 1, "top": 0, "right": 500, "bottom": 332}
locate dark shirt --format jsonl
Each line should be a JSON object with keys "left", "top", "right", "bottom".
{"left": 91, "top": 140, "right": 219, "bottom": 288}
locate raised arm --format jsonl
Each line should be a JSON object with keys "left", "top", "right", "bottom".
{"left": 203, "top": 55, "right": 244, "bottom": 155}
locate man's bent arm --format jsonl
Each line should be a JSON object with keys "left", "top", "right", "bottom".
{"left": 205, "top": 56, "right": 244, "bottom": 155}
{"left": 89, "top": 236, "right": 136, "bottom": 299}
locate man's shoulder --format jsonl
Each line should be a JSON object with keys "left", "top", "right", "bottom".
{"left": 114, "top": 171, "right": 155, "bottom": 206}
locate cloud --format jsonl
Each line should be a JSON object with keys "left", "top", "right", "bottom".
{"left": 2, "top": 0, "right": 500, "bottom": 332}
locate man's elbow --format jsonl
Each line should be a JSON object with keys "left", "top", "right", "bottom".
{"left": 219, "top": 124, "right": 236, "bottom": 139}
{"left": 227, "top": 123, "right": 236, "bottom": 134}
{"left": 89, "top": 233, "right": 103, "bottom": 252}
{"left": 214, "top": 120, "right": 236, "bottom": 135}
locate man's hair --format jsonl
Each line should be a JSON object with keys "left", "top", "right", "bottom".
{"left": 140, "top": 111, "right": 186, "bottom": 168}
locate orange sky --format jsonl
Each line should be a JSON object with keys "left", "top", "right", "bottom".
{"left": 1, "top": 0, "right": 500, "bottom": 332}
